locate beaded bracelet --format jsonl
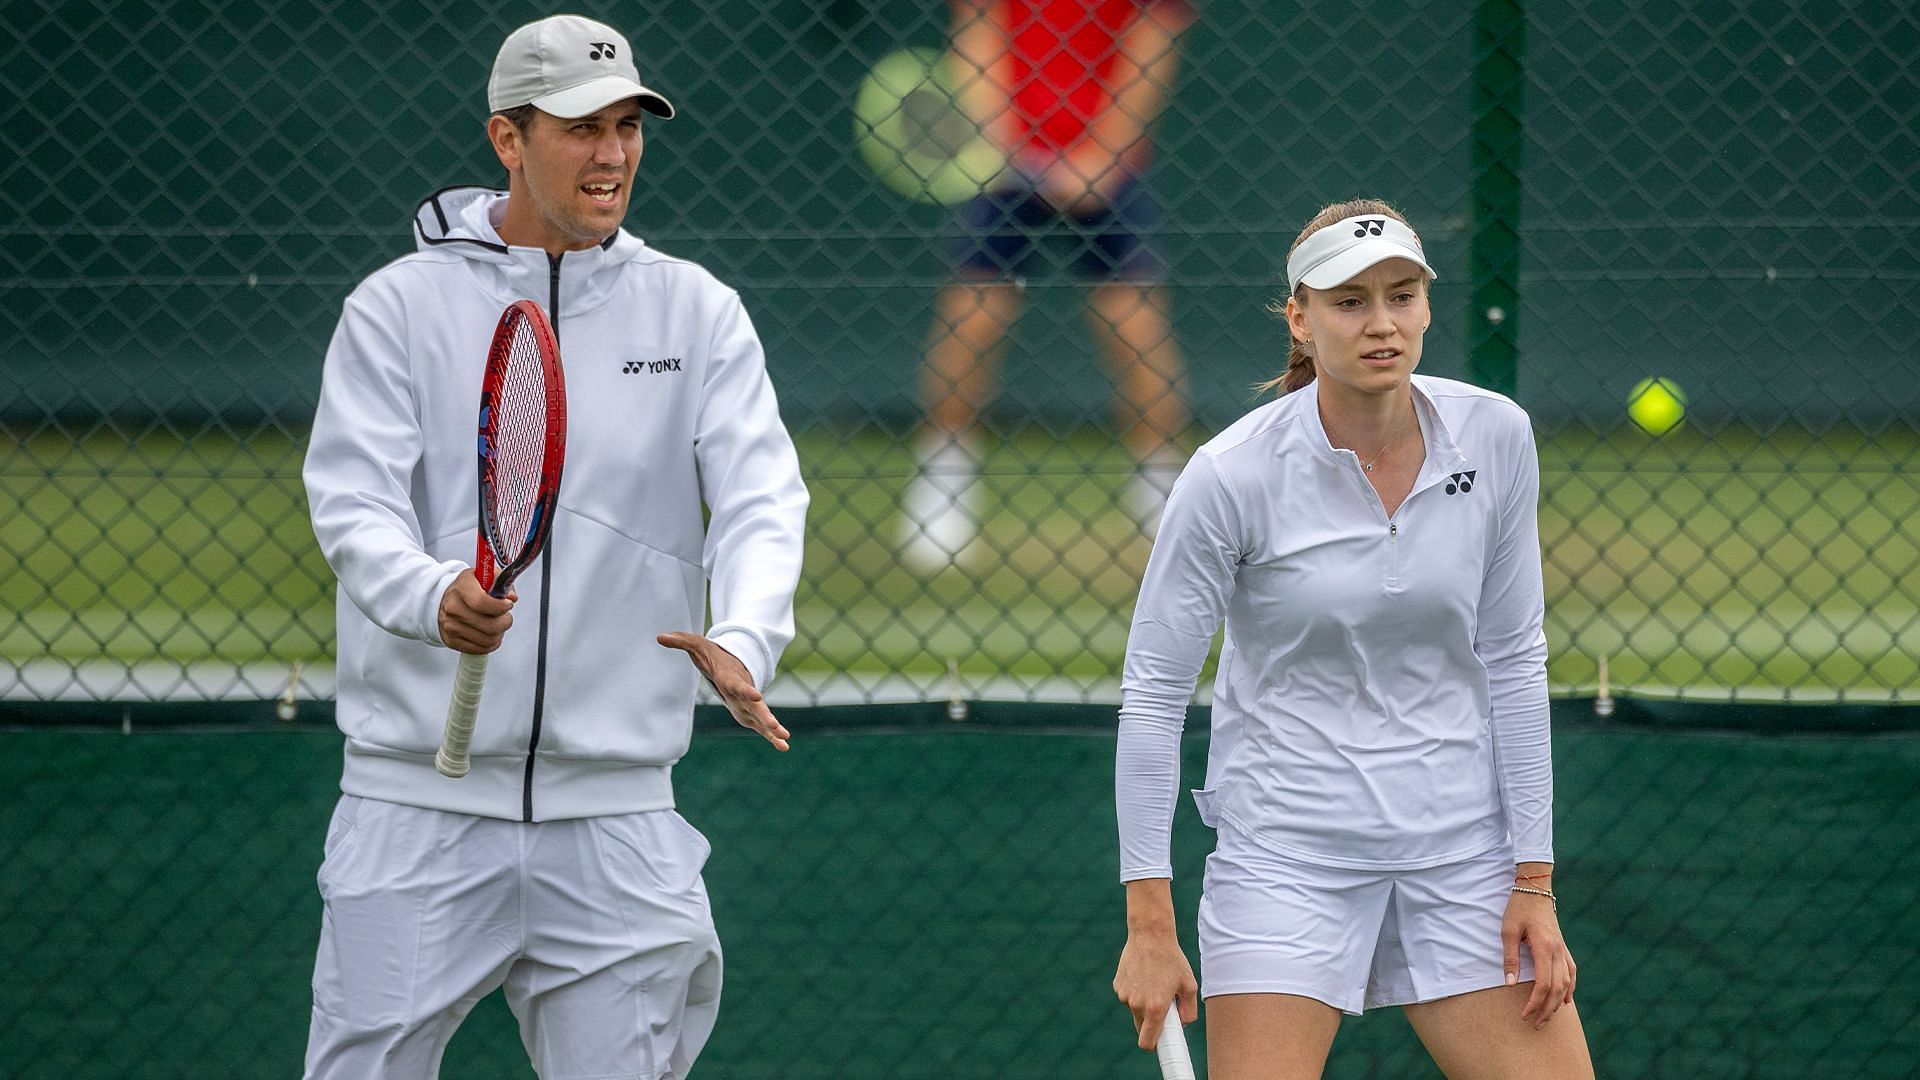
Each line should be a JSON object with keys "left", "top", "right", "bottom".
{"left": 1511, "top": 884, "right": 1557, "bottom": 910}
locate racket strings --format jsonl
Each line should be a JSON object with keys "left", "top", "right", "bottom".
{"left": 487, "top": 320, "right": 554, "bottom": 562}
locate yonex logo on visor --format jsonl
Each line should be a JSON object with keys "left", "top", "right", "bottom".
{"left": 1287, "top": 214, "right": 1438, "bottom": 294}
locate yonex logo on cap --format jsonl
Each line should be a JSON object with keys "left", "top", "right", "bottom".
{"left": 589, "top": 41, "right": 616, "bottom": 61}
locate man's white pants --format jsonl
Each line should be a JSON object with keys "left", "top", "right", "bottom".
{"left": 304, "top": 795, "right": 722, "bottom": 1080}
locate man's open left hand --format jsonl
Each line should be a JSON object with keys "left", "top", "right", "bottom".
{"left": 657, "top": 632, "right": 791, "bottom": 751}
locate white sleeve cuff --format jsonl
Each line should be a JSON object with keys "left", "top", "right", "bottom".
{"left": 706, "top": 625, "right": 772, "bottom": 690}
{"left": 418, "top": 561, "right": 467, "bottom": 648}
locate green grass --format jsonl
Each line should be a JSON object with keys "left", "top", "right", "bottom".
{"left": 1534, "top": 426, "right": 1920, "bottom": 699}
{"left": 3, "top": 422, "right": 1916, "bottom": 702}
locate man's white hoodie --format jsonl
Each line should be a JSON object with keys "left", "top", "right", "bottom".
{"left": 304, "top": 187, "right": 808, "bottom": 822}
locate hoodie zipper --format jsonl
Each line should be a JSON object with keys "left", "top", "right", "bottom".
{"left": 522, "top": 253, "right": 562, "bottom": 822}
{"left": 1353, "top": 467, "right": 1405, "bottom": 594}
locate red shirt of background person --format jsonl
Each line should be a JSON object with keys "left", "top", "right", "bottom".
{"left": 960, "top": 0, "right": 1195, "bottom": 209}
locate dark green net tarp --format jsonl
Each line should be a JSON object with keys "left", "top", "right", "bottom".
{"left": 3, "top": 722, "right": 1916, "bottom": 1078}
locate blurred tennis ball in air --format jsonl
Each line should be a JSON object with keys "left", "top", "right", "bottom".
{"left": 1627, "top": 377, "right": 1687, "bottom": 436}
{"left": 853, "top": 47, "right": 1005, "bottom": 205}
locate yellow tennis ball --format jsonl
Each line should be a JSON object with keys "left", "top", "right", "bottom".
{"left": 853, "top": 48, "right": 1004, "bottom": 205}
{"left": 1627, "top": 377, "right": 1687, "bottom": 436}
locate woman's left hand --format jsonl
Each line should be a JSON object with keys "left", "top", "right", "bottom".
{"left": 1503, "top": 889, "right": 1576, "bottom": 1028}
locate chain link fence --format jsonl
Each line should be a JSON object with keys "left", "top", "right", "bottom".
{"left": 4, "top": 1, "right": 1913, "bottom": 707}
{"left": 3, "top": 0, "right": 1918, "bottom": 1076}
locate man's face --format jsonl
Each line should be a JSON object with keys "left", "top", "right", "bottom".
{"left": 495, "top": 100, "right": 645, "bottom": 251}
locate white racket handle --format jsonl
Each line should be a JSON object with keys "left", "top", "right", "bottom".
{"left": 1156, "top": 1001, "right": 1195, "bottom": 1080}
{"left": 436, "top": 651, "right": 490, "bottom": 778}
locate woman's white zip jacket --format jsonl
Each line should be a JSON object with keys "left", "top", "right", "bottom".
{"left": 304, "top": 187, "right": 808, "bottom": 822}
{"left": 1117, "top": 376, "right": 1552, "bottom": 878}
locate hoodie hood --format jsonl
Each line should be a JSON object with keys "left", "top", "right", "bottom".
{"left": 410, "top": 185, "right": 649, "bottom": 317}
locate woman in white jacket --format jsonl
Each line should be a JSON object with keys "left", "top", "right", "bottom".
{"left": 1111, "top": 199, "right": 1592, "bottom": 1078}
{"left": 300, "top": 16, "right": 807, "bottom": 1080}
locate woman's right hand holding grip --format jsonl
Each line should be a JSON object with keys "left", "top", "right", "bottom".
{"left": 1113, "top": 878, "right": 1199, "bottom": 1051}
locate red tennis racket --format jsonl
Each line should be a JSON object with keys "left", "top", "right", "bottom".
{"left": 436, "top": 299, "right": 567, "bottom": 779}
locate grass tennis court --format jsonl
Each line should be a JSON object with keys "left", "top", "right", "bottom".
{"left": 5, "top": 423, "right": 1916, "bottom": 702}
{"left": 1, "top": 723, "right": 1915, "bottom": 1078}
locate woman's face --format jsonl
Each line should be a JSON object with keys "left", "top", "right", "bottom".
{"left": 1287, "top": 258, "right": 1431, "bottom": 401}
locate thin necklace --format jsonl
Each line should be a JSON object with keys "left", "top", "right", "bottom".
{"left": 1333, "top": 402, "right": 1415, "bottom": 473}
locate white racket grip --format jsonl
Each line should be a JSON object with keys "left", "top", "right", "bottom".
{"left": 436, "top": 652, "right": 490, "bottom": 778}
{"left": 1155, "top": 1001, "right": 1195, "bottom": 1080}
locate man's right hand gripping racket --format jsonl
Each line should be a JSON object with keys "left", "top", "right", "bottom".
{"left": 1156, "top": 1001, "right": 1196, "bottom": 1080}
{"left": 435, "top": 299, "right": 567, "bottom": 779}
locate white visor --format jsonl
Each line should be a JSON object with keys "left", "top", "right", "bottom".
{"left": 1286, "top": 214, "right": 1436, "bottom": 293}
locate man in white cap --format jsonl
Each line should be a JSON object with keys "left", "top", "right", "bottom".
{"left": 301, "top": 14, "right": 809, "bottom": 1078}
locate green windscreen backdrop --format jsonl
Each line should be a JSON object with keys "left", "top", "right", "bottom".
{"left": 2, "top": 719, "right": 1917, "bottom": 1079}
{"left": 9, "top": 2, "right": 1914, "bottom": 427}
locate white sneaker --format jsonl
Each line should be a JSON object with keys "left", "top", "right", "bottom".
{"left": 1126, "top": 454, "right": 1183, "bottom": 539}
{"left": 898, "top": 438, "right": 980, "bottom": 570}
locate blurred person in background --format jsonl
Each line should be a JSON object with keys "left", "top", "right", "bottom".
{"left": 1111, "top": 199, "right": 1594, "bottom": 1078}
{"left": 897, "top": 0, "right": 1194, "bottom": 570}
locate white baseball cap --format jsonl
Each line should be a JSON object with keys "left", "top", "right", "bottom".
{"left": 1286, "top": 213, "right": 1436, "bottom": 293}
{"left": 488, "top": 15, "right": 675, "bottom": 120}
